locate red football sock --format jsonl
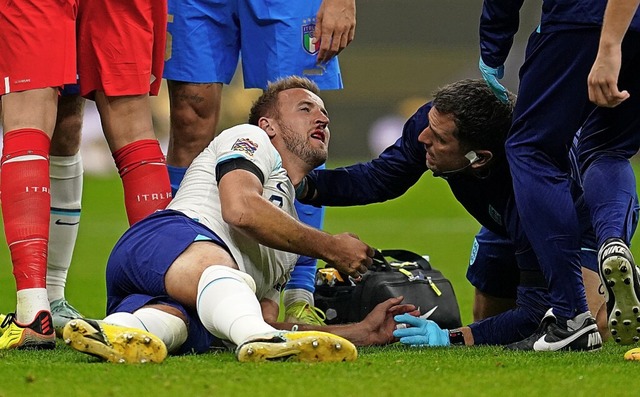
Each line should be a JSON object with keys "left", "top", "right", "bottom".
{"left": 1, "top": 129, "right": 51, "bottom": 290}
{"left": 113, "top": 139, "right": 172, "bottom": 225}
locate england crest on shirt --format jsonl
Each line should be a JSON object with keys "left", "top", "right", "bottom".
{"left": 302, "top": 18, "right": 319, "bottom": 55}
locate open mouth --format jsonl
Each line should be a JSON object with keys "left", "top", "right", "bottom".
{"left": 426, "top": 152, "right": 434, "bottom": 163}
{"left": 310, "top": 130, "right": 326, "bottom": 143}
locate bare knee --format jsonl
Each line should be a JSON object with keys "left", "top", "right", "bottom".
{"left": 51, "top": 94, "right": 85, "bottom": 155}
{"left": 164, "top": 241, "right": 237, "bottom": 309}
{"left": 167, "top": 81, "right": 222, "bottom": 166}
{"left": 2, "top": 88, "right": 58, "bottom": 133}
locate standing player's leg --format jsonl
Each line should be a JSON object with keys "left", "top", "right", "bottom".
{"left": 0, "top": 0, "right": 77, "bottom": 349}
{"left": 164, "top": 0, "right": 239, "bottom": 194}
{"left": 0, "top": 88, "right": 58, "bottom": 349}
{"left": 505, "top": 30, "right": 598, "bottom": 338}
{"left": 95, "top": 93, "right": 172, "bottom": 225}
{"left": 77, "top": 0, "right": 171, "bottom": 225}
{"left": 578, "top": 34, "right": 640, "bottom": 344}
{"left": 166, "top": 82, "right": 223, "bottom": 194}
{"left": 48, "top": 91, "right": 85, "bottom": 333}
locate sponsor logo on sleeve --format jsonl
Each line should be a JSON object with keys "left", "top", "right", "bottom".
{"left": 231, "top": 138, "right": 259, "bottom": 156}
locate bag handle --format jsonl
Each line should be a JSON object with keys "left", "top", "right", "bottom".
{"left": 372, "top": 249, "right": 433, "bottom": 271}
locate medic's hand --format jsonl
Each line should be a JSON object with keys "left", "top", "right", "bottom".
{"left": 479, "top": 57, "right": 509, "bottom": 104}
{"left": 393, "top": 314, "right": 450, "bottom": 347}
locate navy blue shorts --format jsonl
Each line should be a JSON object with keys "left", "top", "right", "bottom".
{"left": 466, "top": 226, "right": 598, "bottom": 299}
{"left": 61, "top": 83, "right": 80, "bottom": 96}
{"left": 466, "top": 227, "right": 519, "bottom": 299}
{"left": 106, "top": 210, "right": 229, "bottom": 355}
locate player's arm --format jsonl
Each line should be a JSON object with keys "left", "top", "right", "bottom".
{"left": 479, "top": 0, "right": 524, "bottom": 68}
{"left": 217, "top": 162, "right": 373, "bottom": 276}
{"left": 597, "top": 0, "right": 639, "bottom": 54}
{"left": 315, "top": 0, "right": 356, "bottom": 64}
{"left": 587, "top": 0, "right": 639, "bottom": 107}
{"left": 300, "top": 104, "right": 430, "bottom": 207}
{"left": 265, "top": 297, "right": 418, "bottom": 346}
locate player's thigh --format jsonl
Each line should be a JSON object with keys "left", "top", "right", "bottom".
{"left": 579, "top": 36, "right": 640, "bottom": 168}
{"left": 106, "top": 211, "right": 225, "bottom": 303}
{"left": 508, "top": 30, "right": 600, "bottom": 159}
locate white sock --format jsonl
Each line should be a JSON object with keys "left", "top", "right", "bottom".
{"left": 197, "top": 266, "right": 275, "bottom": 345}
{"left": 104, "top": 309, "right": 188, "bottom": 353}
{"left": 16, "top": 288, "right": 50, "bottom": 323}
{"left": 103, "top": 312, "right": 145, "bottom": 329}
{"left": 47, "top": 154, "right": 83, "bottom": 302}
{"left": 283, "top": 288, "right": 314, "bottom": 310}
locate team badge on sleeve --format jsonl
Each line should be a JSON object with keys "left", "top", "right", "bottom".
{"left": 469, "top": 238, "right": 479, "bottom": 266}
{"left": 302, "top": 19, "right": 319, "bottom": 55}
{"left": 231, "top": 138, "right": 259, "bottom": 156}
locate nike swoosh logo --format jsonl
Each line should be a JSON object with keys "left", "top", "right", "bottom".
{"left": 55, "top": 219, "right": 80, "bottom": 226}
{"left": 394, "top": 306, "right": 439, "bottom": 331}
{"left": 532, "top": 324, "right": 598, "bottom": 351}
{"left": 420, "top": 306, "right": 438, "bottom": 320}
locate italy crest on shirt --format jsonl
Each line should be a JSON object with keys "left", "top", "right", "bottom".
{"left": 302, "top": 18, "right": 319, "bottom": 55}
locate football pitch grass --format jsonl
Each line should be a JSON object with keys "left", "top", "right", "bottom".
{"left": 1, "top": 170, "right": 640, "bottom": 397}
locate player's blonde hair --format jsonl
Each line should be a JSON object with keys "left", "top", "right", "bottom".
{"left": 248, "top": 76, "right": 320, "bottom": 125}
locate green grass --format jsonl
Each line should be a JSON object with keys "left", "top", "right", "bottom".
{"left": 1, "top": 168, "right": 640, "bottom": 396}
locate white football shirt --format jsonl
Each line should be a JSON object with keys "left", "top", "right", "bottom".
{"left": 167, "top": 124, "right": 300, "bottom": 301}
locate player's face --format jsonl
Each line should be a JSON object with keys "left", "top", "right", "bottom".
{"left": 417, "top": 107, "right": 468, "bottom": 174}
{"left": 275, "top": 88, "right": 330, "bottom": 168}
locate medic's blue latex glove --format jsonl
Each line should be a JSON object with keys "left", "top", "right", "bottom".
{"left": 393, "top": 314, "right": 450, "bottom": 347}
{"left": 478, "top": 57, "right": 509, "bottom": 104}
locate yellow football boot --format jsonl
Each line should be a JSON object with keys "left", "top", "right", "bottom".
{"left": 284, "top": 302, "right": 327, "bottom": 326}
{"left": 236, "top": 330, "right": 357, "bottom": 363}
{"left": 63, "top": 319, "right": 167, "bottom": 364}
{"left": 0, "top": 311, "right": 56, "bottom": 350}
